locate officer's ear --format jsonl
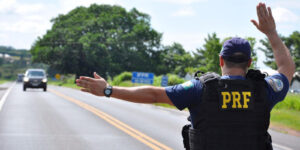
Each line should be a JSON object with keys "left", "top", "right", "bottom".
{"left": 219, "top": 55, "right": 225, "bottom": 67}
{"left": 247, "top": 59, "right": 252, "bottom": 68}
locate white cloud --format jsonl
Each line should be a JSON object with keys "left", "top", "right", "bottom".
{"left": 272, "top": 0, "right": 300, "bottom": 9}
{"left": 0, "top": 18, "right": 50, "bottom": 33}
{"left": 0, "top": 0, "right": 16, "bottom": 13}
{"left": 0, "top": 0, "right": 55, "bottom": 49}
{"left": 14, "top": 3, "right": 45, "bottom": 14}
{"left": 0, "top": 0, "right": 45, "bottom": 15}
{"left": 172, "top": 7, "right": 195, "bottom": 17}
{"left": 162, "top": 32, "right": 206, "bottom": 51}
{"left": 0, "top": 33, "right": 5, "bottom": 38}
{"left": 0, "top": 0, "right": 51, "bottom": 34}
{"left": 272, "top": 7, "right": 298, "bottom": 23}
{"left": 153, "top": 0, "right": 207, "bottom": 5}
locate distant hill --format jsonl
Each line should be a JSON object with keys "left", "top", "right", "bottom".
{"left": 0, "top": 46, "right": 33, "bottom": 79}
{"left": 0, "top": 46, "right": 30, "bottom": 57}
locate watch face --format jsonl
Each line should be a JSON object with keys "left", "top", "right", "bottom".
{"left": 104, "top": 85, "right": 112, "bottom": 97}
{"left": 105, "top": 89, "right": 111, "bottom": 95}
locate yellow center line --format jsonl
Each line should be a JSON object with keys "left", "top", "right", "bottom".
{"left": 49, "top": 89, "right": 173, "bottom": 150}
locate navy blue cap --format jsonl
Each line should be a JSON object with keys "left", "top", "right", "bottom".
{"left": 220, "top": 37, "right": 251, "bottom": 63}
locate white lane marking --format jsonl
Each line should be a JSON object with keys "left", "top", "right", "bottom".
{"left": 0, "top": 82, "right": 15, "bottom": 111}
{"left": 273, "top": 143, "right": 293, "bottom": 150}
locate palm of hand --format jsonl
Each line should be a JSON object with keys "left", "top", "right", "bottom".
{"left": 251, "top": 3, "right": 276, "bottom": 36}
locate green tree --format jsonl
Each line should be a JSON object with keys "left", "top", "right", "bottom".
{"left": 0, "top": 57, "right": 3, "bottom": 66}
{"left": 31, "top": 4, "right": 162, "bottom": 79}
{"left": 259, "top": 36, "right": 281, "bottom": 70}
{"left": 193, "top": 33, "right": 222, "bottom": 74}
{"left": 260, "top": 31, "right": 300, "bottom": 71}
{"left": 160, "top": 43, "right": 193, "bottom": 76}
{"left": 245, "top": 37, "right": 257, "bottom": 69}
{"left": 284, "top": 31, "right": 300, "bottom": 71}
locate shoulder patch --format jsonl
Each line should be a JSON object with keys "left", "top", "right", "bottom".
{"left": 267, "top": 78, "right": 284, "bottom": 92}
{"left": 181, "top": 81, "right": 194, "bottom": 90}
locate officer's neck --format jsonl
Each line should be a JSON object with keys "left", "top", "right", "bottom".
{"left": 222, "top": 68, "right": 247, "bottom": 77}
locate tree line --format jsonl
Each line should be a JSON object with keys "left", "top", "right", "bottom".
{"left": 28, "top": 4, "right": 299, "bottom": 79}
{"left": 0, "top": 46, "right": 39, "bottom": 79}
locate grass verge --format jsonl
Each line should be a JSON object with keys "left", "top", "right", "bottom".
{"left": 270, "top": 109, "right": 300, "bottom": 131}
{"left": 0, "top": 79, "right": 12, "bottom": 84}
{"left": 48, "top": 81, "right": 79, "bottom": 89}
{"left": 0, "top": 80, "right": 7, "bottom": 84}
{"left": 269, "top": 93, "right": 300, "bottom": 133}
{"left": 48, "top": 75, "right": 80, "bottom": 89}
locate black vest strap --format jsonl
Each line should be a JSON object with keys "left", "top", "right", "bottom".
{"left": 198, "top": 72, "right": 220, "bottom": 84}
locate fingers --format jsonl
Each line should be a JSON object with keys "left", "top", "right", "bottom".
{"left": 262, "top": 3, "right": 268, "bottom": 17}
{"left": 256, "top": 4, "right": 262, "bottom": 19}
{"left": 94, "top": 72, "right": 102, "bottom": 79}
{"left": 267, "top": 7, "right": 272, "bottom": 16}
{"left": 81, "top": 88, "right": 90, "bottom": 92}
{"left": 76, "top": 79, "right": 91, "bottom": 88}
{"left": 259, "top": 3, "right": 267, "bottom": 18}
{"left": 76, "top": 76, "right": 94, "bottom": 88}
{"left": 250, "top": 19, "right": 259, "bottom": 29}
{"left": 80, "top": 76, "right": 95, "bottom": 82}
{"left": 267, "top": 7, "right": 274, "bottom": 21}
{"left": 257, "top": 3, "right": 269, "bottom": 22}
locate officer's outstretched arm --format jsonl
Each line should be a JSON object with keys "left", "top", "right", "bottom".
{"left": 251, "top": 3, "right": 295, "bottom": 83}
{"left": 76, "top": 72, "right": 174, "bottom": 105}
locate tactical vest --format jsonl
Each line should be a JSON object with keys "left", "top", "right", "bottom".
{"left": 182, "top": 70, "right": 272, "bottom": 150}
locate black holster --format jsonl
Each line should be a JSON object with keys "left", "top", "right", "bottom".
{"left": 182, "top": 124, "right": 191, "bottom": 150}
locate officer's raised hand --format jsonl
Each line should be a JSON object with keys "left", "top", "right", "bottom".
{"left": 251, "top": 2, "right": 295, "bottom": 83}
{"left": 251, "top": 2, "right": 276, "bottom": 36}
{"left": 76, "top": 72, "right": 108, "bottom": 96}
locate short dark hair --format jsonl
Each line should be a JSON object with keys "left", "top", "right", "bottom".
{"left": 223, "top": 53, "right": 249, "bottom": 69}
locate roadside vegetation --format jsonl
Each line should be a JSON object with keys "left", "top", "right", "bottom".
{"left": 0, "top": 79, "right": 9, "bottom": 84}
{"left": 47, "top": 75, "right": 80, "bottom": 89}
{"left": 271, "top": 94, "right": 300, "bottom": 132}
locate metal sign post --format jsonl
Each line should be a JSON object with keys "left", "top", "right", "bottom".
{"left": 161, "top": 75, "right": 168, "bottom": 87}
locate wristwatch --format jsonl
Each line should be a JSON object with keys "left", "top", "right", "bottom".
{"left": 103, "top": 85, "right": 113, "bottom": 97}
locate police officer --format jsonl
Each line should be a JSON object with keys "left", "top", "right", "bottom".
{"left": 76, "top": 3, "right": 295, "bottom": 150}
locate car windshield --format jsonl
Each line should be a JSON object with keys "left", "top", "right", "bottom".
{"left": 28, "top": 71, "right": 44, "bottom": 77}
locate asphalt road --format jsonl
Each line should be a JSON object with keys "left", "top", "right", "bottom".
{"left": 0, "top": 82, "right": 299, "bottom": 150}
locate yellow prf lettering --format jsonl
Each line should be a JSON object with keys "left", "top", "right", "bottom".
{"left": 231, "top": 92, "right": 242, "bottom": 108}
{"left": 221, "top": 92, "right": 231, "bottom": 109}
{"left": 242, "top": 92, "right": 251, "bottom": 108}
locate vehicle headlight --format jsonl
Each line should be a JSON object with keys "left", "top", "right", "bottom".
{"left": 42, "top": 78, "right": 47, "bottom": 82}
{"left": 23, "top": 77, "right": 29, "bottom": 82}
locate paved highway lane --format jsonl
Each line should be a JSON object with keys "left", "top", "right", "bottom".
{"left": 0, "top": 83, "right": 299, "bottom": 150}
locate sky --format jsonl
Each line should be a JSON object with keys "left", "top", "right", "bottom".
{"left": 0, "top": 0, "right": 299, "bottom": 69}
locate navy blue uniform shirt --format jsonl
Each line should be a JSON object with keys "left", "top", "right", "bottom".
{"left": 165, "top": 73, "right": 289, "bottom": 125}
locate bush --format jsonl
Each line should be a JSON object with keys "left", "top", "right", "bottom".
{"left": 111, "top": 72, "right": 185, "bottom": 87}
{"left": 153, "top": 74, "right": 185, "bottom": 86}
{"left": 273, "top": 93, "right": 300, "bottom": 111}
{"left": 153, "top": 75, "right": 162, "bottom": 86}
{"left": 112, "top": 72, "right": 132, "bottom": 85}
{"left": 167, "top": 74, "right": 185, "bottom": 86}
